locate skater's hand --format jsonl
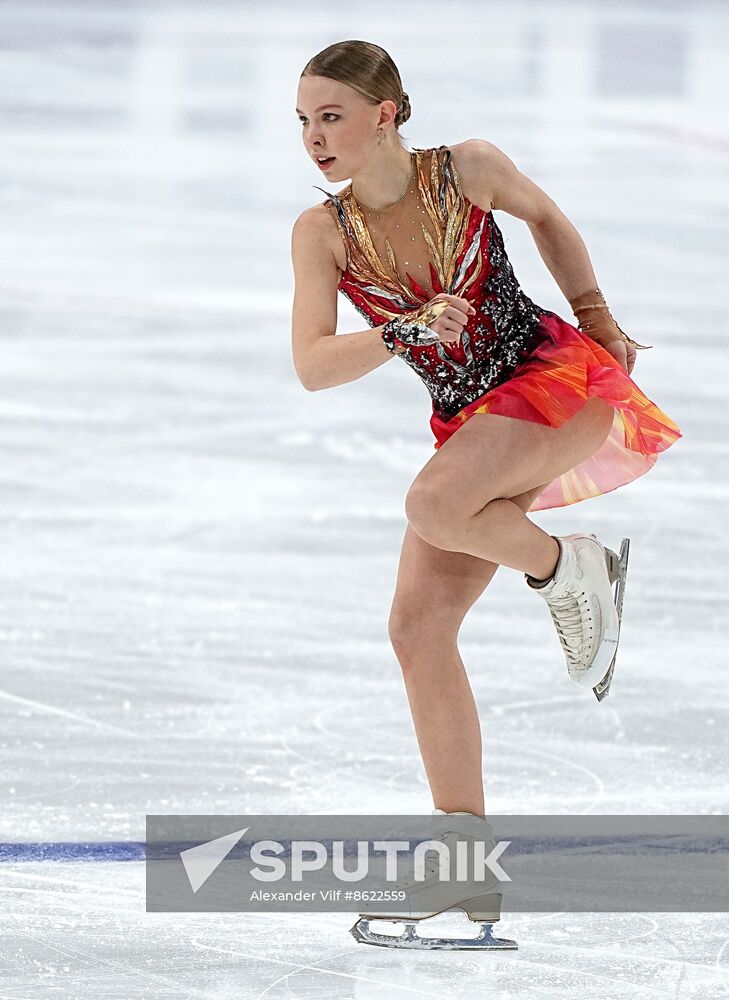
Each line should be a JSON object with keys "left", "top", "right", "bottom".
{"left": 574, "top": 309, "right": 639, "bottom": 376}
{"left": 602, "top": 338, "right": 635, "bottom": 375}
{"left": 424, "top": 294, "right": 476, "bottom": 344}
{"left": 624, "top": 340, "right": 637, "bottom": 374}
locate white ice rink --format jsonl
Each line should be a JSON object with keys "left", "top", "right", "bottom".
{"left": 1, "top": 0, "right": 728, "bottom": 995}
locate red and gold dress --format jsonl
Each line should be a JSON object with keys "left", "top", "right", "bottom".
{"left": 314, "top": 144, "right": 682, "bottom": 511}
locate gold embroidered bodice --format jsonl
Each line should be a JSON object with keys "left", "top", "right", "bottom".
{"left": 341, "top": 150, "right": 443, "bottom": 301}
{"left": 314, "top": 145, "right": 472, "bottom": 311}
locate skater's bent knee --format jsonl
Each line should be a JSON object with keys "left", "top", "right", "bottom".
{"left": 404, "top": 480, "right": 463, "bottom": 549}
{"left": 388, "top": 605, "right": 462, "bottom": 658}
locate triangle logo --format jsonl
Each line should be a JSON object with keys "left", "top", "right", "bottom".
{"left": 180, "top": 826, "right": 249, "bottom": 893}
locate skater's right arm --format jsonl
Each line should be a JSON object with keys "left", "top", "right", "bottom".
{"left": 291, "top": 208, "right": 395, "bottom": 391}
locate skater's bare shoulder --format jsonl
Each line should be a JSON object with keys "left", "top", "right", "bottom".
{"left": 291, "top": 201, "right": 347, "bottom": 277}
{"left": 290, "top": 206, "right": 340, "bottom": 389}
{"left": 450, "top": 138, "right": 560, "bottom": 224}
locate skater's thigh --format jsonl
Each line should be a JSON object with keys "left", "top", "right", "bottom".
{"left": 409, "top": 398, "right": 614, "bottom": 515}
{"left": 389, "top": 481, "right": 548, "bottom": 637}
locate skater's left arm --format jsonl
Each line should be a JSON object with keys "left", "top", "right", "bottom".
{"left": 462, "top": 139, "right": 632, "bottom": 372}
{"left": 463, "top": 138, "right": 599, "bottom": 300}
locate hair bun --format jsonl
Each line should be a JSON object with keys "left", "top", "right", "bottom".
{"left": 396, "top": 90, "right": 411, "bottom": 127}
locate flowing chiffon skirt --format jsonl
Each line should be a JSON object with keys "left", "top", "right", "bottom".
{"left": 429, "top": 311, "right": 682, "bottom": 512}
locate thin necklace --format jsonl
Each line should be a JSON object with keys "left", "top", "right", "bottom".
{"left": 351, "top": 152, "right": 415, "bottom": 217}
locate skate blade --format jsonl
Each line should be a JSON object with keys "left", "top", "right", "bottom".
{"left": 593, "top": 537, "right": 630, "bottom": 701}
{"left": 350, "top": 916, "right": 518, "bottom": 950}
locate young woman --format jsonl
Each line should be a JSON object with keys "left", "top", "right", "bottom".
{"left": 290, "top": 39, "right": 682, "bottom": 948}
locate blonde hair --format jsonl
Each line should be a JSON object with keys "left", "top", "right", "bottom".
{"left": 301, "top": 40, "right": 411, "bottom": 134}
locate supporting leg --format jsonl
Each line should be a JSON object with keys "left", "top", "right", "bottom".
{"left": 388, "top": 483, "right": 549, "bottom": 815}
{"left": 391, "top": 623, "right": 486, "bottom": 817}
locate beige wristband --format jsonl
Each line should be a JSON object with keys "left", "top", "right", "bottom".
{"left": 568, "top": 287, "right": 653, "bottom": 350}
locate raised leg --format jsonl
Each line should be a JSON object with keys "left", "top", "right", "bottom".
{"left": 404, "top": 398, "right": 615, "bottom": 569}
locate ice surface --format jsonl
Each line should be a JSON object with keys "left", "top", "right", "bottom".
{"left": 1, "top": 0, "right": 728, "bottom": 996}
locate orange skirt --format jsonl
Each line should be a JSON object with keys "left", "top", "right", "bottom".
{"left": 429, "top": 311, "right": 683, "bottom": 512}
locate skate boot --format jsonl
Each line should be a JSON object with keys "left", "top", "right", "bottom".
{"left": 525, "top": 532, "right": 629, "bottom": 698}
{"left": 349, "top": 810, "right": 518, "bottom": 950}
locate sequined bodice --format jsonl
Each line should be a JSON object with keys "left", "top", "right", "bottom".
{"left": 313, "top": 145, "right": 552, "bottom": 422}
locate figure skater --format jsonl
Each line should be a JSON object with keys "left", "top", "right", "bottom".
{"left": 290, "top": 40, "right": 682, "bottom": 949}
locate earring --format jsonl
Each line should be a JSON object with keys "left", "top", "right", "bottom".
{"left": 377, "top": 126, "right": 384, "bottom": 145}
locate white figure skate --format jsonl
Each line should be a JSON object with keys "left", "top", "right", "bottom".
{"left": 525, "top": 532, "right": 629, "bottom": 700}
{"left": 349, "top": 811, "right": 518, "bottom": 950}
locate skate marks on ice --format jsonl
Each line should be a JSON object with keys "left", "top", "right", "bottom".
{"left": 0, "top": 686, "right": 138, "bottom": 738}
{"left": 311, "top": 697, "right": 612, "bottom": 813}
{"left": 4, "top": 866, "right": 729, "bottom": 1000}
{"left": 159, "top": 913, "right": 729, "bottom": 1000}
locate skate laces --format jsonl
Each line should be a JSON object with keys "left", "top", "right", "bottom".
{"left": 546, "top": 591, "right": 595, "bottom": 669}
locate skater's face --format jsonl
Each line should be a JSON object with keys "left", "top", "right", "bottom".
{"left": 296, "top": 75, "right": 397, "bottom": 180}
